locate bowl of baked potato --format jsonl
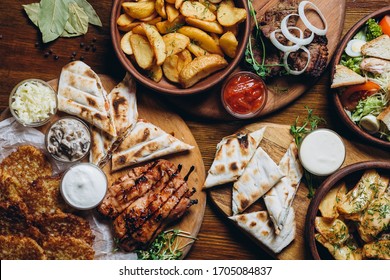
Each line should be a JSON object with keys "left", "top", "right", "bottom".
{"left": 111, "top": 0, "right": 250, "bottom": 95}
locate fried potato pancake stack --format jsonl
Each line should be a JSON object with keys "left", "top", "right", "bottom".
{"left": 0, "top": 145, "right": 95, "bottom": 260}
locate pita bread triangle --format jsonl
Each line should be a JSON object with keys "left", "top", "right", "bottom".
{"left": 229, "top": 209, "right": 296, "bottom": 254}
{"left": 264, "top": 142, "right": 303, "bottom": 234}
{"left": 232, "top": 146, "right": 284, "bottom": 215}
{"left": 57, "top": 61, "right": 116, "bottom": 136}
{"left": 203, "top": 127, "right": 266, "bottom": 189}
{"left": 111, "top": 119, "right": 194, "bottom": 171}
{"left": 90, "top": 73, "right": 138, "bottom": 167}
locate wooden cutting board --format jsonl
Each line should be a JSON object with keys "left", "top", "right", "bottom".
{"left": 207, "top": 122, "right": 390, "bottom": 259}
{"left": 1, "top": 75, "right": 206, "bottom": 259}
{"left": 166, "top": 0, "right": 346, "bottom": 120}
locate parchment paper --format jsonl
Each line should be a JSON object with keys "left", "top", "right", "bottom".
{"left": 0, "top": 117, "right": 137, "bottom": 260}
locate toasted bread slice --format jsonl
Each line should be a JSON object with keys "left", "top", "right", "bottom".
{"left": 35, "top": 213, "right": 94, "bottom": 246}
{"left": 42, "top": 236, "right": 94, "bottom": 260}
{"left": 377, "top": 105, "right": 390, "bottom": 131}
{"left": 361, "top": 35, "right": 390, "bottom": 60}
{"left": 331, "top": 65, "right": 366, "bottom": 88}
{"left": 0, "top": 235, "right": 46, "bottom": 260}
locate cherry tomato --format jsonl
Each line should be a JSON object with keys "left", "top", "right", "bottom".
{"left": 379, "top": 15, "right": 390, "bottom": 36}
{"left": 340, "top": 81, "right": 380, "bottom": 110}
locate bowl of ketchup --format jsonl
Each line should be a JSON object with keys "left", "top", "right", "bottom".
{"left": 221, "top": 71, "right": 267, "bottom": 119}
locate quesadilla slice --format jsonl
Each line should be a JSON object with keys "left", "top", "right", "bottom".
{"left": 90, "top": 73, "right": 138, "bottom": 167}
{"left": 111, "top": 120, "right": 194, "bottom": 171}
{"left": 57, "top": 61, "right": 116, "bottom": 136}
{"left": 229, "top": 209, "right": 296, "bottom": 254}
{"left": 263, "top": 142, "right": 303, "bottom": 234}
{"left": 232, "top": 147, "right": 284, "bottom": 215}
{"left": 203, "top": 127, "right": 266, "bottom": 189}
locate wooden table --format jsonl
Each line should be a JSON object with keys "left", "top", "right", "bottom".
{"left": 0, "top": 0, "right": 389, "bottom": 260}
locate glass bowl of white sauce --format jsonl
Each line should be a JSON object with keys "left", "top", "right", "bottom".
{"left": 60, "top": 163, "right": 107, "bottom": 210}
{"left": 9, "top": 79, "right": 57, "bottom": 127}
{"left": 299, "top": 129, "right": 346, "bottom": 177}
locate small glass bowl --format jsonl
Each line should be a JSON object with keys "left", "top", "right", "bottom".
{"left": 45, "top": 116, "right": 91, "bottom": 163}
{"left": 221, "top": 71, "right": 268, "bottom": 119}
{"left": 9, "top": 79, "right": 57, "bottom": 127}
{"left": 60, "top": 163, "right": 108, "bottom": 210}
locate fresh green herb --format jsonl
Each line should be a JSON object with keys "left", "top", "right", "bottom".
{"left": 366, "top": 18, "right": 383, "bottom": 41}
{"left": 290, "top": 107, "right": 326, "bottom": 198}
{"left": 340, "top": 54, "right": 363, "bottom": 74}
{"left": 112, "top": 237, "right": 121, "bottom": 253}
{"left": 166, "top": 23, "right": 185, "bottom": 33}
{"left": 351, "top": 94, "right": 387, "bottom": 122}
{"left": 136, "top": 229, "right": 197, "bottom": 260}
{"left": 23, "top": 0, "right": 102, "bottom": 43}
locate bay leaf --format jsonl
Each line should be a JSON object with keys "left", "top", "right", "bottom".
{"left": 38, "top": 0, "right": 69, "bottom": 43}
{"left": 62, "top": 21, "right": 83, "bottom": 37}
{"left": 66, "top": 2, "right": 89, "bottom": 34}
{"left": 23, "top": 3, "right": 40, "bottom": 27}
{"left": 72, "top": 0, "right": 102, "bottom": 27}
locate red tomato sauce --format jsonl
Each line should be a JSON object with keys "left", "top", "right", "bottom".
{"left": 223, "top": 74, "right": 266, "bottom": 115}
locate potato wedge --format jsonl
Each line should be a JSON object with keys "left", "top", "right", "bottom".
{"left": 180, "top": 1, "right": 216, "bottom": 22}
{"left": 139, "top": 12, "right": 158, "bottom": 22}
{"left": 122, "top": 1, "right": 155, "bottom": 20}
{"left": 217, "top": 0, "right": 247, "bottom": 27}
{"left": 318, "top": 182, "right": 343, "bottom": 220}
{"left": 223, "top": 24, "right": 238, "bottom": 36}
{"left": 199, "top": 0, "right": 218, "bottom": 13}
{"left": 187, "top": 43, "right": 210, "bottom": 57}
{"left": 155, "top": 0, "right": 167, "bottom": 19}
{"left": 155, "top": 15, "right": 185, "bottom": 34}
{"left": 148, "top": 64, "right": 163, "bottom": 82}
{"left": 120, "top": 31, "right": 134, "bottom": 55}
{"left": 185, "top": 18, "right": 223, "bottom": 34}
{"left": 179, "top": 54, "right": 228, "bottom": 88}
{"left": 141, "top": 23, "right": 166, "bottom": 66}
{"left": 163, "top": 33, "right": 190, "bottom": 56}
{"left": 117, "top": 14, "right": 135, "bottom": 32}
{"left": 130, "top": 34, "right": 154, "bottom": 70}
{"left": 219, "top": 31, "right": 238, "bottom": 58}
{"left": 175, "top": 0, "right": 185, "bottom": 9}
{"left": 177, "top": 26, "right": 223, "bottom": 55}
{"left": 132, "top": 25, "right": 146, "bottom": 35}
{"left": 177, "top": 50, "right": 192, "bottom": 71}
{"left": 163, "top": 55, "right": 180, "bottom": 83}
{"left": 145, "top": 16, "right": 162, "bottom": 25}
{"left": 314, "top": 217, "right": 349, "bottom": 245}
{"left": 166, "top": 4, "right": 180, "bottom": 22}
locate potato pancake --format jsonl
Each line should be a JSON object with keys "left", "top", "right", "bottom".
{"left": 42, "top": 236, "right": 94, "bottom": 260}
{"left": 0, "top": 235, "right": 46, "bottom": 260}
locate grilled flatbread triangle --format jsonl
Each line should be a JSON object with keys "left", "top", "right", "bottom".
{"left": 229, "top": 209, "right": 296, "bottom": 254}
{"left": 232, "top": 146, "right": 284, "bottom": 215}
{"left": 263, "top": 142, "right": 303, "bottom": 234}
{"left": 111, "top": 120, "right": 194, "bottom": 171}
{"left": 203, "top": 127, "right": 266, "bottom": 189}
{"left": 57, "top": 61, "right": 116, "bottom": 136}
{"left": 90, "top": 73, "right": 138, "bottom": 167}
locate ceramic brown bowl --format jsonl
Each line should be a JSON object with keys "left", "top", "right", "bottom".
{"left": 305, "top": 161, "right": 390, "bottom": 260}
{"left": 331, "top": 6, "right": 390, "bottom": 150}
{"left": 110, "top": 0, "right": 250, "bottom": 96}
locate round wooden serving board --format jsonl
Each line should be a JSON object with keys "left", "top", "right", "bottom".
{"left": 165, "top": 0, "right": 346, "bottom": 120}
{"left": 1, "top": 75, "right": 206, "bottom": 259}
{"left": 207, "top": 122, "right": 390, "bottom": 259}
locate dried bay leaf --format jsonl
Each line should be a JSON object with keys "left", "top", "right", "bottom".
{"left": 66, "top": 2, "right": 89, "bottom": 34}
{"left": 38, "top": 0, "right": 69, "bottom": 43}
{"left": 72, "top": 0, "right": 102, "bottom": 27}
{"left": 23, "top": 3, "right": 40, "bottom": 27}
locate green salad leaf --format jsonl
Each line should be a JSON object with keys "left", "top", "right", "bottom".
{"left": 366, "top": 18, "right": 383, "bottom": 41}
{"left": 340, "top": 54, "right": 363, "bottom": 75}
{"left": 351, "top": 95, "right": 387, "bottom": 123}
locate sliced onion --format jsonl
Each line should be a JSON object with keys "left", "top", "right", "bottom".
{"left": 298, "top": 1, "right": 328, "bottom": 36}
{"left": 283, "top": 46, "right": 311, "bottom": 75}
{"left": 281, "top": 14, "right": 314, "bottom": 45}
{"left": 269, "top": 28, "right": 303, "bottom": 52}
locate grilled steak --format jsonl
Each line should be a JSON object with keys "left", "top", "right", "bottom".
{"left": 100, "top": 159, "right": 197, "bottom": 252}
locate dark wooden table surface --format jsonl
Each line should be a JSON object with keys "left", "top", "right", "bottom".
{"left": 0, "top": 0, "right": 389, "bottom": 260}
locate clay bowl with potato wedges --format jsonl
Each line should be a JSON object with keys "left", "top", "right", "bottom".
{"left": 110, "top": 0, "right": 250, "bottom": 96}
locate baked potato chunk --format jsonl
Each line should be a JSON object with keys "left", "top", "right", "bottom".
{"left": 185, "top": 18, "right": 223, "bottom": 34}
{"left": 129, "top": 34, "right": 154, "bottom": 70}
{"left": 120, "top": 31, "right": 134, "bottom": 55}
{"left": 178, "top": 26, "right": 223, "bottom": 55}
{"left": 219, "top": 31, "right": 238, "bottom": 58}
{"left": 180, "top": 1, "right": 216, "bottom": 21}
{"left": 163, "top": 33, "right": 190, "bottom": 56}
{"left": 122, "top": 1, "right": 156, "bottom": 20}
{"left": 178, "top": 54, "right": 227, "bottom": 88}
{"left": 141, "top": 23, "right": 166, "bottom": 66}
{"left": 217, "top": 0, "right": 247, "bottom": 27}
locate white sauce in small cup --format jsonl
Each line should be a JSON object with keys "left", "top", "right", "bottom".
{"left": 299, "top": 129, "right": 346, "bottom": 176}
{"left": 61, "top": 163, "right": 107, "bottom": 210}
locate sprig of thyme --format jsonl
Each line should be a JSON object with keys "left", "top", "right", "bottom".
{"left": 290, "top": 107, "right": 326, "bottom": 198}
{"left": 136, "top": 229, "right": 197, "bottom": 260}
